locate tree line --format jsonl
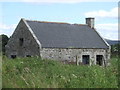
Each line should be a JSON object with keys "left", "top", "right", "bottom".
{"left": 0, "top": 34, "right": 9, "bottom": 55}
{"left": 111, "top": 43, "right": 120, "bottom": 57}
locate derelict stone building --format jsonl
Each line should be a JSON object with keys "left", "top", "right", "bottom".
{"left": 5, "top": 18, "right": 111, "bottom": 66}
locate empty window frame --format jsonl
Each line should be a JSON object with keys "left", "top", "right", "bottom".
{"left": 19, "top": 38, "right": 24, "bottom": 46}
{"left": 96, "top": 55, "right": 103, "bottom": 66}
{"left": 82, "top": 55, "right": 90, "bottom": 65}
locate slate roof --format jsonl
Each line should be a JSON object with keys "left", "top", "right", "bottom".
{"left": 26, "top": 20, "right": 109, "bottom": 48}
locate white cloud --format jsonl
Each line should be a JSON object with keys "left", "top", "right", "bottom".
{"left": 85, "top": 7, "right": 118, "bottom": 40}
{"left": 95, "top": 23, "right": 118, "bottom": 40}
{"left": 85, "top": 7, "right": 118, "bottom": 19}
{"left": 0, "top": 23, "right": 16, "bottom": 30}
{"left": 0, "top": 0, "right": 119, "bottom": 3}
{"left": 96, "top": 23, "right": 118, "bottom": 31}
{"left": 22, "top": 0, "right": 119, "bottom": 3}
{"left": 0, "top": 23, "right": 17, "bottom": 36}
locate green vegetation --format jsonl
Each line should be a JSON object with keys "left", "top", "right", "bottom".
{"left": 1, "top": 34, "right": 119, "bottom": 88}
{"left": 2, "top": 56, "right": 119, "bottom": 88}
{"left": 0, "top": 34, "right": 9, "bottom": 55}
{"left": 111, "top": 43, "right": 120, "bottom": 57}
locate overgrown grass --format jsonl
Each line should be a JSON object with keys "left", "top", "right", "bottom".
{"left": 2, "top": 56, "right": 119, "bottom": 88}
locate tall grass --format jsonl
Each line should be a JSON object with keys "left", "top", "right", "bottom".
{"left": 2, "top": 56, "right": 119, "bottom": 88}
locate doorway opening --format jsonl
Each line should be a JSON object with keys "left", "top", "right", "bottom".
{"left": 26, "top": 55, "right": 31, "bottom": 57}
{"left": 96, "top": 55, "right": 103, "bottom": 66}
{"left": 11, "top": 55, "right": 16, "bottom": 59}
{"left": 82, "top": 55, "right": 90, "bottom": 65}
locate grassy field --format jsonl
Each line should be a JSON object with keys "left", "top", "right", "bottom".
{"left": 2, "top": 56, "right": 119, "bottom": 88}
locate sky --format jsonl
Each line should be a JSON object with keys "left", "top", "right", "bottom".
{"left": 0, "top": 0, "right": 119, "bottom": 40}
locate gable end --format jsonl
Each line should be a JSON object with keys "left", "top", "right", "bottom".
{"left": 22, "top": 18, "right": 42, "bottom": 49}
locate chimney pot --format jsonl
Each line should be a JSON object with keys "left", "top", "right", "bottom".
{"left": 86, "top": 17, "right": 95, "bottom": 28}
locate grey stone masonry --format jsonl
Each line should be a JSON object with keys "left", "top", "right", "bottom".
{"left": 5, "top": 19, "right": 40, "bottom": 58}
{"left": 40, "top": 48, "right": 110, "bottom": 66}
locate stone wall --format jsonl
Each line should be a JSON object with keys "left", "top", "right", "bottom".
{"left": 40, "top": 48, "right": 110, "bottom": 66}
{"left": 5, "top": 19, "right": 40, "bottom": 58}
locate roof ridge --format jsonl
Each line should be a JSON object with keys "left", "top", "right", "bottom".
{"left": 26, "top": 19, "right": 71, "bottom": 25}
{"left": 73, "top": 24, "right": 88, "bottom": 26}
{"left": 25, "top": 19, "right": 87, "bottom": 25}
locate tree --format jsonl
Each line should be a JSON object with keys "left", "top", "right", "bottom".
{"left": 111, "top": 43, "right": 120, "bottom": 57}
{"left": 0, "top": 34, "right": 9, "bottom": 55}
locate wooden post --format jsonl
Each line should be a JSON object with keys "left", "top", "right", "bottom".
{"left": 76, "top": 55, "right": 79, "bottom": 65}
{"left": 103, "top": 56, "right": 106, "bottom": 67}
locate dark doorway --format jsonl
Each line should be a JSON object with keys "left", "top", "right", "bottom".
{"left": 82, "top": 55, "right": 90, "bottom": 65}
{"left": 26, "top": 55, "right": 31, "bottom": 57}
{"left": 11, "top": 55, "right": 16, "bottom": 59}
{"left": 96, "top": 55, "right": 103, "bottom": 66}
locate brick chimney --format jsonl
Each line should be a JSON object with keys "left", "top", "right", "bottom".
{"left": 86, "top": 17, "right": 94, "bottom": 28}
